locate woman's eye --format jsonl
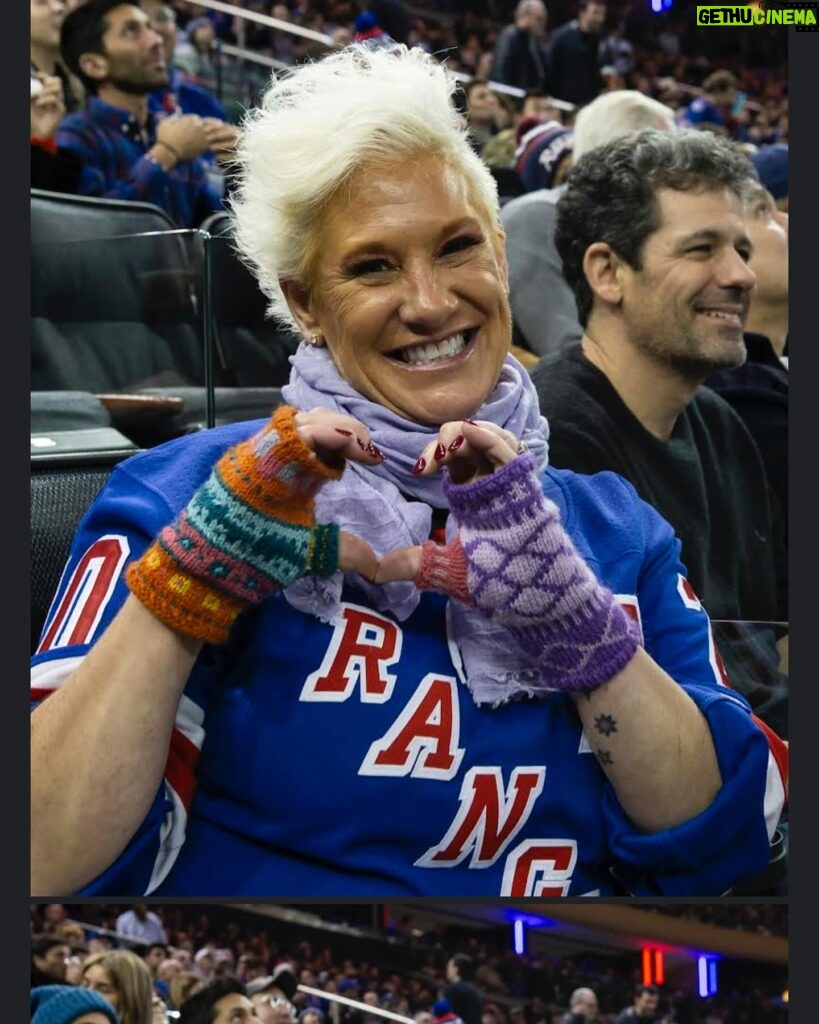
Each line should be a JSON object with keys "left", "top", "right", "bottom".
{"left": 348, "top": 257, "right": 392, "bottom": 276}
{"left": 441, "top": 235, "right": 482, "bottom": 256}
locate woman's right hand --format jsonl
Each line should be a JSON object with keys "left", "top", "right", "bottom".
{"left": 293, "top": 406, "right": 385, "bottom": 469}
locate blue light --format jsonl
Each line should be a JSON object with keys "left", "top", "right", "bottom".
{"left": 513, "top": 919, "right": 526, "bottom": 956}
{"left": 697, "top": 956, "right": 719, "bottom": 997}
{"left": 651, "top": 0, "right": 663, "bottom": 11}
{"left": 698, "top": 958, "right": 709, "bottom": 998}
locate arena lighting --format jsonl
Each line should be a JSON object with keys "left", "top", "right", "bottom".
{"left": 697, "top": 956, "right": 720, "bottom": 998}
{"left": 513, "top": 918, "right": 526, "bottom": 956}
{"left": 641, "top": 949, "right": 665, "bottom": 986}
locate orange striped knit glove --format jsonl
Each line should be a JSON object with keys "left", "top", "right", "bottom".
{"left": 126, "top": 404, "right": 343, "bottom": 645}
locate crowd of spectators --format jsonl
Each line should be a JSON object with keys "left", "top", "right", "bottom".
{"left": 30, "top": 904, "right": 788, "bottom": 1024}
{"left": 32, "top": 0, "right": 788, "bottom": 223}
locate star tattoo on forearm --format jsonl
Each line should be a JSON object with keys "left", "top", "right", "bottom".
{"left": 595, "top": 749, "right": 613, "bottom": 767}
{"left": 594, "top": 713, "right": 618, "bottom": 737}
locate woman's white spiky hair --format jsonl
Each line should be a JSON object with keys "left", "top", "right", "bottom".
{"left": 228, "top": 44, "right": 500, "bottom": 330}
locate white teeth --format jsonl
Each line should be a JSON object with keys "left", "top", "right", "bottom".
{"left": 700, "top": 310, "right": 740, "bottom": 322}
{"left": 400, "top": 332, "right": 468, "bottom": 365}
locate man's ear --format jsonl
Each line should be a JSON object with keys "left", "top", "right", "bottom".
{"left": 582, "top": 242, "right": 625, "bottom": 308}
{"left": 280, "top": 280, "right": 319, "bottom": 341}
{"left": 78, "top": 52, "right": 110, "bottom": 85}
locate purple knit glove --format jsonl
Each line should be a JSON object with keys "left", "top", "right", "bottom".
{"left": 415, "top": 453, "right": 639, "bottom": 693}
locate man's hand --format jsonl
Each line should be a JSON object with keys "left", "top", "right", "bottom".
{"left": 156, "top": 113, "right": 212, "bottom": 161}
{"left": 202, "top": 117, "right": 241, "bottom": 164}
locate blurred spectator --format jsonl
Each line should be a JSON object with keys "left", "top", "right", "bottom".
{"left": 31, "top": 0, "right": 83, "bottom": 111}
{"left": 169, "top": 973, "right": 205, "bottom": 1011}
{"left": 82, "top": 948, "right": 165, "bottom": 1024}
{"left": 173, "top": 15, "right": 219, "bottom": 90}
{"left": 514, "top": 118, "right": 573, "bottom": 192}
{"left": 156, "top": 958, "right": 184, "bottom": 1002}
{"left": 545, "top": 0, "right": 607, "bottom": 106}
{"left": 433, "top": 999, "right": 465, "bottom": 1024}
{"left": 557, "top": 988, "right": 598, "bottom": 1024}
{"left": 442, "top": 955, "right": 483, "bottom": 1024}
{"left": 502, "top": 89, "right": 675, "bottom": 357}
{"left": 598, "top": 21, "right": 634, "bottom": 80}
{"left": 364, "top": 0, "right": 412, "bottom": 45}
{"left": 141, "top": 944, "right": 170, "bottom": 981}
{"left": 116, "top": 905, "right": 168, "bottom": 946}
{"left": 613, "top": 985, "right": 660, "bottom": 1023}
{"left": 193, "top": 948, "right": 217, "bottom": 984}
{"left": 679, "top": 69, "right": 739, "bottom": 136}
{"left": 32, "top": 936, "right": 71, "bottom": 989}
{"left": 30, "top": 72, "right": 84, "bottom": 192}
{"left": 31, "top": 985, "right": 120, "bottom": 1024}
{"left": 57, "top": 0, "right": 226, "bottom": 228}
{"left": 490, "top": 0, "right": 549, "bottom": 94}
{"left": 463, "top": 79, "right": 508, "bottom": 153}
{"left": 178, "top": 977, "right": 256, "bottom": 1024}
{"left": 749, "top": 143, "right": 788, "bottom": 211}
{"left": 705, "top": 180, "right": 788, "bottom": 538}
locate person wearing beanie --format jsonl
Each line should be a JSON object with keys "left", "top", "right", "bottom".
{"left": 749, "top": 143, "right": 788, "bottom": 210}
{"left": 514, "top": 118, "right": 574, "bottom": 192}
{"left": 31, "top": 985, "right": 120, "bottom": 1024}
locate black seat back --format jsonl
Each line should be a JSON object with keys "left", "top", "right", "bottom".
{"left": 31, "top": 189, "right": 176, "bottom": 246}
{"left": 31, "top": 452, "right": 133, "bottom": 654}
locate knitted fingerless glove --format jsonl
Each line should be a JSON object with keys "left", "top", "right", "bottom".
{"left": 126, "top": 404, "right": 342, "bottom": 645}
{"left": 415, "top": 453, "right": 639, "bottom": 693}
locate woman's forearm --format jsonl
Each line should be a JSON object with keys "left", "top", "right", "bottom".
{"left": 31, "top": 596, "right": 201, "bottom": 895}
{"left": 572, "top": 647, "right": 722, "bottom": 832}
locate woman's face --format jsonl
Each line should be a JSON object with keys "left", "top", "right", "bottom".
{"left": 82, "top": 964, "right": 120, "bottom": 1013}
{"left": 286, "top": 154, "right": 510, "bottom": 425}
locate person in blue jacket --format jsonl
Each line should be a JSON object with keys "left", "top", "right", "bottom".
{"left": 31, "top": 42, "right": 787, "bottom": 899}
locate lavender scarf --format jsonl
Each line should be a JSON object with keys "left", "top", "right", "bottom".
{"left": 281, "top": 343, "right": 552, "bottom": 706}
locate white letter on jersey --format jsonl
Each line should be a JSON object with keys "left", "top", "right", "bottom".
{"left": 500, "top": 838, "right": 577, "bottom": 896}
{"left": 301, "top": 603, "right": 402, "bottom": 703}
{"left": 37, "top": 535, "right": 130, "bottom": 653}
{"left": 416, "top": 766, "right": 545, "bottom": 868}
{"left": 359, "top": 675, "right": 465, "bottom": 780}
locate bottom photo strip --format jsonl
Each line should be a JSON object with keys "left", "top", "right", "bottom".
{"left": 30, "top": 902, "right": 787, "bottom": 1024}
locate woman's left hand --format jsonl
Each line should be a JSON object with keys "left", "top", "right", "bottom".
{"left": 374, "top": 421, "right": 523, "bottom": 584}
{"left": 411, "top": 419, "right": 521, "bottom": 484}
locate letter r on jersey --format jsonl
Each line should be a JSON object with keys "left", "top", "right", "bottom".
{"left": 301, "top": 603, "right": 402, "bottom": 703}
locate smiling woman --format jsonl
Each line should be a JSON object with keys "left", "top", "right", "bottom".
{"left": 30, "top": 43, "right": 785, "bottom": 899}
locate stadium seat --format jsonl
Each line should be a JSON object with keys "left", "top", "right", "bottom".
{"left": 199, "top": 210, "right": 302, "bottom": 388}
{"left": 30, "top": 450, "right": 134, "bottom": 654}
{"left": 31, "top": 188, "right": 176, "bottom": 246}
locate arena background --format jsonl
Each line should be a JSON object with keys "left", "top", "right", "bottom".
{"left": 30, "top": 902, "right": 788, "bottom": 1023}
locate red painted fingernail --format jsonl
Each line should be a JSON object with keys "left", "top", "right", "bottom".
{"left": 434, "top": 443, "right": 447, "bottom": 462}
{"left": 448, "top": 435, "right": 464, "bottom": 453}
{"left": 411, "top": 457, "right": 427, "bottom": 475}
{"left": 334, "top": 428, "right": 353, "bottom": 436}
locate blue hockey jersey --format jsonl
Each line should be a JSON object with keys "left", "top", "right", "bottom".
{"left": 31, "top": 420, "right": 786, "bottom": 897}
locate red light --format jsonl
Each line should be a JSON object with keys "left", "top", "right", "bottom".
{"left": 642, "top": 948, "right": 652, "bottom": 985}
{"left": 654, "top": 950, "right": 664, "bottom": 985}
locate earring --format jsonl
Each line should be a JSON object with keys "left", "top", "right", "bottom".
{"left": 308, "top": 333, "right": 322, "bottom": 347}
